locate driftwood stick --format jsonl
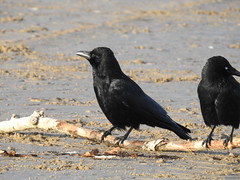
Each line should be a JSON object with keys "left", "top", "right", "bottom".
{"left": 0, "top": 111, "right": 239, "bottom": 151}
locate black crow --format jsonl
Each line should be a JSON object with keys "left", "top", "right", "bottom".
{"left": 197, "top": 56, "right": 240, "bottom": 147}
{"left": 77, "top": 47, "right": 191, "bottom": 144}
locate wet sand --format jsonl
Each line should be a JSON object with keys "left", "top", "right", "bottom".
{"left": 0, "top": 0, "right": 240, "bottom": 179}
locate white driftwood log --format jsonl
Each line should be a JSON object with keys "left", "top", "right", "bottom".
{"left": 0, "top": 111, "right": 239, "bottom": 151}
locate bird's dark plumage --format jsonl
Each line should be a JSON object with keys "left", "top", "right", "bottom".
{"left": 197, "top": 56, "right": 240, "bottom": 147}
{"left": 77, "top": 47, "right": 191, "bottom": 144}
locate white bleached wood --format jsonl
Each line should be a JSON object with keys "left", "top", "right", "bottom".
{"left": 0, "top": 111, "right": 239, "bottom": 151}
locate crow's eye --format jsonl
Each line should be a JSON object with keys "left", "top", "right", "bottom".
{"left": 225, "top": 67, "right": 229, "bottom": 70}
{"left": 91, "top": 53, "right": 100, "bottom": 59}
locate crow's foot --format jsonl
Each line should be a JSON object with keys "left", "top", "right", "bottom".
{"left": 202, "top": 136, "right": 213, "bottom": 148}
{"left": 223, "top": 136, "right": 233, "bottom": 147}
{"left": 100, "top": 126, "right": 115, "bottom": 143}
{"left": 115, "top": 135, "right": 127, "bottom": 145}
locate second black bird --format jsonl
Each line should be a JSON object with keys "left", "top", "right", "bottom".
{"left": 198, "top": 56, "right": 240, "bottom": 147}
{"left": 77, "top": 47, "right": 191, "bottom": 144}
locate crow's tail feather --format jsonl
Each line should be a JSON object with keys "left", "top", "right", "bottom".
{"left": 153, "top": 116, "right": 192, "bottom": 140}
{"left": 172, "top": 127, "right": 192, "bottom": 140}
{"left": 176, "top": 122, "right": 191, "bottom": 133}
{"left": 171, "top": 122, "right": 192, "bottom": 140}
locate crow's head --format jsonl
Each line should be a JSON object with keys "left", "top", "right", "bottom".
{"left": 77, "top": 47, "right": 122, "bottom": 77}
{"left": 202, "top": 56, "right": 240, "bottom": 81}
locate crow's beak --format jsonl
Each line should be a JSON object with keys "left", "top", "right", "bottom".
{"left": 76, "top": 51, "right": 90, "bottom": 60}
{"left": 228, "top": 67, "right": 240, "bottom": 77}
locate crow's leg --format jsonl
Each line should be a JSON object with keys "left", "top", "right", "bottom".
{"left": 223, "top": 127, "right": 234, "bottom": 147}
{"left": 115, "top": 127, "right": 134, "bottom": 145}
{"left": 101, "top": 126, "right": 116, "bottom": 142}
{"left": 202, "top": 126, "right": 216, "bottom": 148}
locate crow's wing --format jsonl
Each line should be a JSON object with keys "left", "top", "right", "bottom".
{"left": 215, "top": 84, "right": 240, "bottom": 128}
{"left": 108, "top": 78, "right": 191, "bottom": 138}
{"left": 109, "top": 78, "right": 168, "bottom": 122}
{"left": 197, "top": 80, "right": 219, "bottom": 126}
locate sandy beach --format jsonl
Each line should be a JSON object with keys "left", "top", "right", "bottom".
{"left": 1, "top": 0, "right": 240, "bottom": 179}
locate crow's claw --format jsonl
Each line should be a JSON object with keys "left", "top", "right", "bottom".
{"left": 100, "top": 131, "right": 111, "bottom": 142}
{"left": 202, "top": 136, "right": 213, "bottom": 148}
{"left": 115, "top": 136, "right": 126, "bottom": 145}
{"left": 223, "top": 136, "right": 232, "bottom": 147}
{"left": 100, "top": 126, "right": 116, "bottom": 143}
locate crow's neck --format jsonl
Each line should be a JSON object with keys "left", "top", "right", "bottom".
{"left": 93, "top": 62, "right": 125, "bottom": 79}
{"left": 203, "top": 72, "right": 234, "bottom": 87}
